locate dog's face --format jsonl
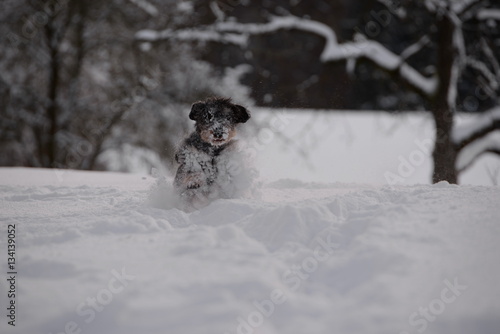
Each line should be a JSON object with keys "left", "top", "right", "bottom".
{"left": 189, "top": 97, "right": 250, "bottom": 146}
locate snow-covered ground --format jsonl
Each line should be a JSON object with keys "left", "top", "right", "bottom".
{"left": 1, "top": 167, "right": 499, "bottom": 334}
{"left": 252, "top": 109, "right": 500, "bottom": 186}
{"left": 100, "top": 109, "right": 499, "bottom": 186}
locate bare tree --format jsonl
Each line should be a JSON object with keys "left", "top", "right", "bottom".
{"left": 0, "top": 0, "right": 254, "bottom": 173}
{"left": 136, "top": 0, "right": 500, "bottom": 183}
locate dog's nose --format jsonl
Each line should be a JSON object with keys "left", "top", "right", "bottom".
{"left": 213, "top": 129, "right": 224, "bottom": 139}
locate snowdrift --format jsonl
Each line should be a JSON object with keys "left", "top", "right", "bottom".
{"left": 0, "top": 168, "right": 499, "bottom": 334}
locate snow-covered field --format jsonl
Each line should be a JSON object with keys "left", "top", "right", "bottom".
{"left": 252, "top": 109, "right": 499, "bottom": 186}
{"left": 1, "top": 167, "right": 499, "bottom": 334}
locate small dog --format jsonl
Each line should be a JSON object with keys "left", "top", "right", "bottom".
{"left": 174, "top": 97, "right": 251, "bottom": 208}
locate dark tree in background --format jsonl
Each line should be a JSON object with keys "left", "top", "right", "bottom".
{"left": 137, "top": 0, "right": 500, "bottom": 184}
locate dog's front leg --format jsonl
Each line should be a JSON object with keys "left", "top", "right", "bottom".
{"left": 174, "top": 166, "right": 211, "bottom": 210}
{"left": 184, "top": 172, "right": 205, "bottom": 189}
{"left": 174, "top": 165, "right": 205, "bottom": 191}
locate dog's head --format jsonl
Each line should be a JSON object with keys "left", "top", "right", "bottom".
{"left": 189, "top": 97, "right": 250, "bottom": 146}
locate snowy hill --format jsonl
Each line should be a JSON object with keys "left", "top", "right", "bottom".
{"left": 1, "top": 168, "right": 499, "bottom": 334}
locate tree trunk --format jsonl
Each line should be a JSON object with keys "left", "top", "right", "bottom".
{"left": 44, "top": 22, "right": 60, "bottom": 168}
{"left": 432, "top": 111, "right": 458, "bottom": 183}
{"left": 431, "top": 13, "right": 458, "bottom": 184}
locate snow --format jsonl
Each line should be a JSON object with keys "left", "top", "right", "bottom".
{"left": 1, "top": 168, "right": 499, "bottom": 334}
{"left": 252, "top": 109, "right": 499, "bottom": 186}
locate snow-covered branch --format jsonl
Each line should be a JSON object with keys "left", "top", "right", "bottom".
{"left": 376, "top": 0, "right": 407, "bottom": 19}
{"left": 480, "top": 39, "right": 500, "bottom": 80}
{"left": 453, "top": 107, "right": 500, "bottom": 153}
{"left": 456, "top": 132, "right": 500, "bottom": 172}
{"left": 424, "top": 0, "right": 483, "bottom": 16}
{"left": 127, "top": 0, "right": 159, "bottom": 17}
{"left": 135, "top": 28, "right": 248, "bottom": 46}
{"left": 458, "top": 0, "right": 486, "bottom": 14}
{"left": 335, "top": 38, "right": 438, "bottom": 96}
{"left": 214, "top": 17, "right": 439, "bottom": 97}
{"left": 477, "top": 8, "right": 500, "bottom": 21}
{"left": 210, "top": 1, "right": 226, "bottom": 22}
{"left": 454, "top": 105, "right": 500, "bottom": 174}
{"left": 400, "top": 35, "right": 431, "bottom": 61}
{"left": 135, "top": 15, "right": 438, "bottom": 96}
{"left": 467, "top": 57, "right": 499, "bottom": 92}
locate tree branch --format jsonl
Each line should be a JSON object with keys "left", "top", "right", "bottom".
{"left": 400, "top": 35, "right": 431, "bottom": 61}
{"left": 376, "top": 0, "right": 407, "bottom": 19}
{"left": 457, "top": 137, "right": 500, "bottom": 173}
{"left": 486, "top": 148, "right": 500, "bottom": 156}
{"left": 467, "top": 56, "right": 499, "bottom": 93}
{"left": 458, "top": 0, "right": 487, "bottom": 19}
{"left": 135, "top": 27, "right": 248, "bottom": 46}
{"left": 481, "top": 38, "right": 500, "bottom": 80}
{"left": 454, "top": 107, "right": 500, "bottom": 151}
{"left": 476, "top": 8, "right": 500, "bottom": 21}
{"left": 135, "top": 15, "right": 438, "bottom": 97}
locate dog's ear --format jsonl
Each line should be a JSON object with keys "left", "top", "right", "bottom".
{"left": 232, "top": 104, "right": 250, "bottom": 123}
{"left": 189, "top": 102, "right": 205, "bottom": 121}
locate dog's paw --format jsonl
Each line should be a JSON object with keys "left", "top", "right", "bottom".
{"left": 185, "top": 173, "right": 204, "bottom": 189}
{"left": 187, "top": 182, "right": 201, "bottom": 189}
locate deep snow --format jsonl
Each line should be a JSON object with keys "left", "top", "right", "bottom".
{"left": 0, "top": 168, "right": 499, "bottom": 334}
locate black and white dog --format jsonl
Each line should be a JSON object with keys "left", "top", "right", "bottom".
{"left": 174, "top": 97, "right": 252, "bottom": 208}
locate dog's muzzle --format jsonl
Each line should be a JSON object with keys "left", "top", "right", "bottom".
{"left": 213, "top": 128, "right": 224, "bottom": 139}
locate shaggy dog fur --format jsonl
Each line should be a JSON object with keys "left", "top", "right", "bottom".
{"left": 173, "top": 97, "right": 251, "bottom": 207}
